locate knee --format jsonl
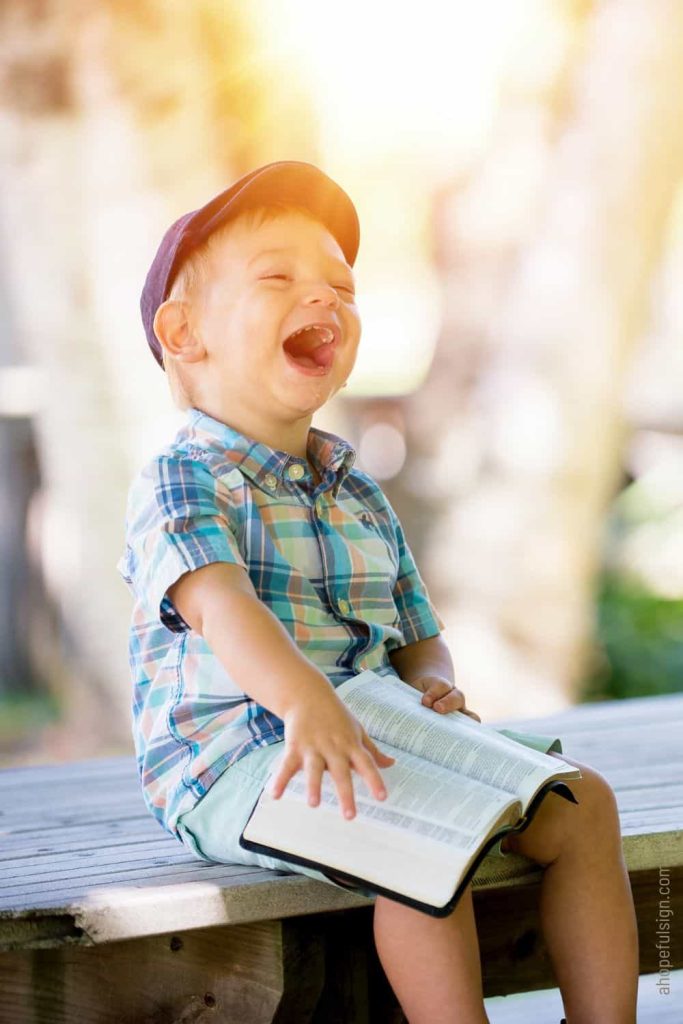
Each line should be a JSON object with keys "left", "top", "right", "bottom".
{"left": 573, "top": 763, "right": 618, "bottom": 812}
{"left": 503, "top": 760, "right": 620, "bottom": 865}
{"left": 566, "top": 762, "right": 621, "bottom": 840}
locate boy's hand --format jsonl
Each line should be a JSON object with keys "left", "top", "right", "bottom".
{"left": 268, "top": 692, "right": 395, "bottom": 820}
{"left": 389, "top": 636, "right": 481, "bottom": 721}
{"left": 412, "top": 675, "right": 481, "bottom": 721}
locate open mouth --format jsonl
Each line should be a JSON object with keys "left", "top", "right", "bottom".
{"left": 282, "top": 323, "right": 339, "bottom": 372}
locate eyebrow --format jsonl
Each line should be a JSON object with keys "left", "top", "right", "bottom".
{"left": 248, "top": 247, "right": 355, "bottom": 278}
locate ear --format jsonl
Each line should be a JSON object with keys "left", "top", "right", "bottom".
{"left": 153, "top": 300, "right": 206, "bottom": 364}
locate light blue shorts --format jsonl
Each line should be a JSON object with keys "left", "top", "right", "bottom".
{"left": 176, "top": 729, "right": 563, "bottom": 900}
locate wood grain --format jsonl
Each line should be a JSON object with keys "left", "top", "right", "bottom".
{"left": 0, "top": 918, "right": 327, "bottom": 1024}
{"left": 0, "top": 692, "right": 680, "bottom": 1021}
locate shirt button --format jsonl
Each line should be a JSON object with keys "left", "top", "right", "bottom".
{"left": 338, "top": 598, "right": 350, "bottom": 616}
{"left": 264, "top": 473, "right": 278, "bottom": 490}
{"left": 287, "top": 463, "right": 305, "bottom": 481}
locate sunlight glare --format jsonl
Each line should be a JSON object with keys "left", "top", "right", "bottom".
{"left": 258, "top": 0, "right": 547, "bottom": 395}
{"left": 265, "top": 0, "right": 522, "bottom": 165}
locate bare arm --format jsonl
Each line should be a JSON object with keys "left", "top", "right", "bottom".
{"left": 168, "top": 562, "right": 394, "bottom": 816}
{"left": 389, "top": 634, "right": 481, "bottom": 720}
{"left": 170, "top": 561, "right": 333, "bottom": 720}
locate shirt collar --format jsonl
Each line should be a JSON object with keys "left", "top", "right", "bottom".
{"left": 184, "top": 407, "right": 356, "bottom": 497}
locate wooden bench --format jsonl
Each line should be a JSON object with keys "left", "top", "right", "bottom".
{"left": 1, "top": 692, "right": 681, "bottom": 1023}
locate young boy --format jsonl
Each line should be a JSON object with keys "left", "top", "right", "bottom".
{"left": 118, "top": 161, "right": 638, "bottom": 1024}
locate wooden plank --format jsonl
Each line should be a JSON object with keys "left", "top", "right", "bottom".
{"left": 0, "top": 821, "right": 677, "bottom": 948}
{"left": 0, "top": 808, "right": 150, "bottom": 832}
{"left": 0, "top": 797, "right": 144, "bottom": 825}
{"left": 0, "top": 861, "right": 284, "bottom": 901}
{"left": 615, "top": 784, "right": 683, "bottom": 812}
{"left": 0, "top": 867, "right": 368, "bottom": 941}
{"left": 0, "top": 823, "right": 168, "bottom": 859}
{"left": 0, "top": 917, "right": 328, "bottom": 1024}
{"left": 0, "top": 867, "right": 345, "bottom": 939}
{"left": 0, "top": 757, "right": 134, "bottom": 788}
{"left": 1, "top": 818, "right": 672, "bottom": 903}
{"left": 559, "top": 731, "right": 682, "bottom": 761}
{"left": 541, "top": 745, "right": 680, "bottom": 766}
{"left": 582, "top": 742, "right": 679, "bottom": 764}
{"left": 492, "top": 692, "right": 683, "bottom": 734}
{"left": 0, "top": 868, "right": 301, "bottom": 925}
{"left": 621, "top": 830, "right": 683, "bottom": 873}
{"left": 0, "top": 842, "right": 198, "bottom": 881}
{"left": 0, "top": 915, "right": 86, "bottom": 952}
{"left": 0, "top": 773, "right": 139, "bottom": 799}
{"left": 595, "top": 761, "right": 683, "bottom": 789}
{"left": 620, "top": 808, "right": 683, "bottom": 829}
{"left": 0, "top": 806, "right": 151, "bottom": 832}
{"left": 0, "top": 791, "right": 141, "bottom": 816}
{"left": 74, "top": 874, "right": 370, "bottom": 946}
{"left": 1, "top": 753, "right": 679, "bottom": 837}
{"left": 0, "top": 791, "right": 145, "bottom": 823}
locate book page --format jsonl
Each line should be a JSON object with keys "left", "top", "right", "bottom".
{"left": 281, "top": 743, "right": 517, "bottom": 854}
{"left": 336, "top": 670, "right": 579, "bottom": 807}
{"left": 244, "top": 785, "right": 487, "bottom": 909}
{"left": 244, "top": 744, "right": 518, "bottom": 909}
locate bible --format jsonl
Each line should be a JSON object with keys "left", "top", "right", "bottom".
{"left": 240, "top": 669, "right": 581, "bottom": 916}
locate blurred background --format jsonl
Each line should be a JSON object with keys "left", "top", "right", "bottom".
{"left": 1, "top": 0, "right": 682, "bottom": 767}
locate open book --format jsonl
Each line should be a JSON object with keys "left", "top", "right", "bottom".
{"left": 240, "top": 669, "right": 581, "bottom": 916}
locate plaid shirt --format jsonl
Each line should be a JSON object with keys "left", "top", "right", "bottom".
{"left": 117, "top": 406, "right": 445, "bottom": 839}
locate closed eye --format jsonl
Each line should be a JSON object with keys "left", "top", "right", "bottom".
{"left": 261, "top": 273, "right": 355, "bottom": 297}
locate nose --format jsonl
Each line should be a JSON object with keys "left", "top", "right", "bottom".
{"left": 302, "top": 281, "right": 340, "bottom": 309}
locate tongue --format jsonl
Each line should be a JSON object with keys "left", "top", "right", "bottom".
{"left": 312, "top": 344, "right": 333, "bottom": 368}
{"left": 284, "top": 327, "right": 334, "bottom": 369}
{"left": 289, "top": 347, "right": 332, "bottom": 369}
{"left": 292, "top": 352, "right": 319, "bottom": 369}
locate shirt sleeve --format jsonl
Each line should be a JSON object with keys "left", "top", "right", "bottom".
{"left": 383, "top": 496, "right": 446, "bottom": 645}
{"left": 117, "top": 455, "right": 247, "bottom": 633}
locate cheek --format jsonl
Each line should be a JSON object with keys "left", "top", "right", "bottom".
{"left": 237, "top": 305, "right": 279, "bottom": 364}
{"left": 342, "top": 316, "right": 361, "bottom": 365}
{"left": 342, "top": 303, "right": 360, "bottom": 338}
{"left": 342, "top": 339, "right": 359, "bottom": 370}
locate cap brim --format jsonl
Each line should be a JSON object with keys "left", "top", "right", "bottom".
{"left": 178, "top": 161, "right": 360, "bottom": 276}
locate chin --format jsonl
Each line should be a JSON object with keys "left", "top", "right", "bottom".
{"left": 282, "top": 380, "right": 340, "bottom": 414}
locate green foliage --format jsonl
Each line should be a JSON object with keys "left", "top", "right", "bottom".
{"left": 0, "top": 693, "right": 60, "bottom": 755}
{"left": 580, "top": 467, "right": 683, "bottom": 703}
{"left": 583, "top": 575, "right": 683, "bottom": 702}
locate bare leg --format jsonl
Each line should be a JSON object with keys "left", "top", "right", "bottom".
{"left": 373, "top": 884, "right": 489, "bottom": 1024}
{"left": 502, "top": 756, "right": 639, "bottom": 1023}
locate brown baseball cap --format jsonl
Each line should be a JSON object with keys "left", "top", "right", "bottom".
{"left": 140, "top": 160, "right": 360, "bottom": 369}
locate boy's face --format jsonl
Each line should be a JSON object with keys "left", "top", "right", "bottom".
{"left": 185, "top": 209, "right": 361, "bottom": 423}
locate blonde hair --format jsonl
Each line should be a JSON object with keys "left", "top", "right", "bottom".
{"left": 161, "top": 202, "right": 323, "bottom": 410}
